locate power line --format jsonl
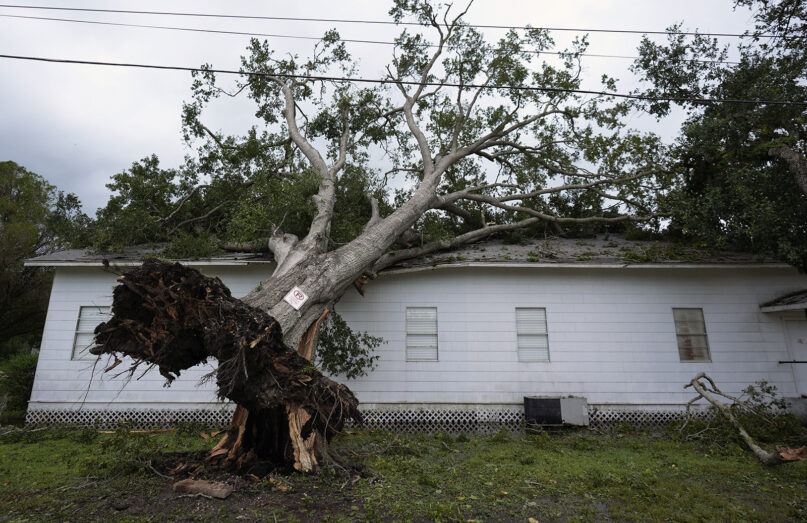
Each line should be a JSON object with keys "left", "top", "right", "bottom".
{"left": 0, "top": 3, "right": 789, "bottom": 39}
{"left": 1, "top": 53, "right": 803, "bottom": 106}
{"left": 0, "top": 13, "right": 741, "bottom": 65}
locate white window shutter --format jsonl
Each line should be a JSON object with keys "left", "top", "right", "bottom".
{"left": 406, "top": 307, "right": 438, "bottom": 361}
{"left": 72, "top": 306, "right": 111, "bottom": 360}
{"left": 516, "top": 308, "right": 549, "bottom": 362}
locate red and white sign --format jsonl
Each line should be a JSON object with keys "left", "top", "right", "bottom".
{"left": 283, "top": 286, "right": 308, "bottom": 310}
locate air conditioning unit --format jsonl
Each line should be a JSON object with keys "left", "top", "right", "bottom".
{"left": 524, "top": 396, "right": 589, "bottom": 426}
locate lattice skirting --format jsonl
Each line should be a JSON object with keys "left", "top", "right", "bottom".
{"left": 25, "top": 405, "right": 713, "bottom": 432}
{"left": 25, "top": 408, "right": 236, "bottom": 429}
{"left": 348, "top": 408, "right": 526, "bottom": 433}
{"left": 588, "top": 408, "right": 712, "bottom": 429}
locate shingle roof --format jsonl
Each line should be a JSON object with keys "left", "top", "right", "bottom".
{"left": 25, "top": 234, "right": 786, "bottom": 269}
{"left": 388, "top": 234, "right": 784, "bottom": 271}
{"left": 24, "top": 246, "right": 272, "bottom": 266}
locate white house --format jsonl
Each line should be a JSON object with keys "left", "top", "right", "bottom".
{"left": 23, "top": 236, "right": 807, "bottom": 430}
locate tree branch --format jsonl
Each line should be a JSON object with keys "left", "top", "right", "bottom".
{"left": 455, "top": 191, "right": 656, "bottom": 224}
{"left": 498, "top": 172, "right": 653, "bottom": 202}
{"left": 362, "top": 193, "right": 382, "bottom": 232}
{"left": 200, "top": 124, "right": 234, "bottom": 151}
{"left": 279, "top": 82, "right": 328, "bottom": 175}
{"left": 162, "top": 185, "right": 210, "bottom": 224}
{"left": 436, "top": 203, "right": 474, "bottom": 222}
{"left": 267, "top": 230, "right": 300, "bottom": 270}
{"left": 168, "top": 201, "right": 228, "bottom": 235}
{"left": 372, "top": 216, "right": 542, "bottom": 272}
{"left": 219, "top": 238, "right": 270, "bottom": 252}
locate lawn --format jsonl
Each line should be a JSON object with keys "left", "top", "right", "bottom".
{"left": 0, "top": 425, "right": 805, "bottom": 521}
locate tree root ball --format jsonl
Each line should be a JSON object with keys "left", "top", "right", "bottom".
{"left": 91, "top": 259, "right": 362, "bottom": 472}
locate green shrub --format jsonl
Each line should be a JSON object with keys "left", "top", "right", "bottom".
{"left": 0, "top": 352, "right": 38, "bottom": 425}
{"left": 0, "top": 336, "right": 37, "bottom": 361}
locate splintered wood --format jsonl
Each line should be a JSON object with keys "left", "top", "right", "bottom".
{"left": 172, "top": 479, "right": 233, "bottom": 499}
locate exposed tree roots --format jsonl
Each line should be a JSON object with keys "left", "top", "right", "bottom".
{"left": 91, "top": 259, "right": 362, "bottom": 474}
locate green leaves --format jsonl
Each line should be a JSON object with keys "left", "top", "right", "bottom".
{"left": 317, "top": 311, "right": 383, "bottom": 379}
{"left": 0, "top": 162, "right": 90, "bottom": 349}
{"left": 630, "top": 0, "right": 807, "bottom": 270}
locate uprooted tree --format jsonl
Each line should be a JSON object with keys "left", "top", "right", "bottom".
{"left": 90, "top": 0, "right": 672, "bottom": 472}
{"left": 91, "top": 260, "right": 360, "bottom": 473}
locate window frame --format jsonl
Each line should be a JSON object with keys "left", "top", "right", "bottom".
{"left": 72, "top": 305, "right": 111, "bottom": 360}
{"left": 672, "top": 307, "right": 711, "bottom": 362}
{"left": 405, "top": 306, "right": 438, "bottom": 362}
{"left": 515, "top": 307, "right": 550, "bottom": 362}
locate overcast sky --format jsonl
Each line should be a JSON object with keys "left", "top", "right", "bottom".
{"left": 0, "top": 1, "right": 757, "bottom": 213}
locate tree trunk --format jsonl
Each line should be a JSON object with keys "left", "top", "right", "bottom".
{"left": 91, "top": 260, "right": 361, "bottom": 474}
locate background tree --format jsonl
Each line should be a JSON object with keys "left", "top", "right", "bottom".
{"left": 630, "top": 0, "right": 807, "bottom": 269}
{"left": 0, "top": 161, "right": 90, "bottom": 360}
{"left": 93, "top": 0, "right": 671, "bottom": 472}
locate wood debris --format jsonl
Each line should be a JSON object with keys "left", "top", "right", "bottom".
{"left": 172, "top": 479, "right": 233, "bottom": 499}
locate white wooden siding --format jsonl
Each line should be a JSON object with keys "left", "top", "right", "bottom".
{"left": 29, "top": 265, "right": 272, "bottom": 410}
{"left": 334, "top": 266, "right": 807, "bottom": 407}
{"left": 28, "top": 264, "right": 807, "bottom": 411}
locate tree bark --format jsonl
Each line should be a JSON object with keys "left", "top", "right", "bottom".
{"left": 769, "top": 145, "right": 807, "bottom": 197}
{"left": 91, "top": 260, "right": 361, "bottom": 474}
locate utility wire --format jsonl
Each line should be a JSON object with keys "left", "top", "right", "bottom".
{"left": 0, "top": 13, "right": 741, "bottom": 65}
{"left": 0, "top": 3, "right": 792, "bottom": 39}
{"left": 1, "top": 53, "right": 803, "bottom": 106}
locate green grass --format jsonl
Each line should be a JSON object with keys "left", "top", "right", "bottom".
{"left": 339, "top": 428, "right": 807, "bottom": 521}
{"left": 1, "top": 426, "right": 806, "bottom": 521}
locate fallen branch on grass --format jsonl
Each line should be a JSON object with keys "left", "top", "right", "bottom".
{"left": 684, "top": 372, "right": 806, "bottom": 465}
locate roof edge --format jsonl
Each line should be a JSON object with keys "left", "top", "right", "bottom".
{"left": 24, "top": 260, "right": 274, "bottom": 267}
{"left": 25, "top": 258, "right": 794, "bottom": 271}
{"left": 381, "top": 261, "right": 794, "bottom": 275}
{"left": 760, "top": 303, "right": 807, "bottom": 313}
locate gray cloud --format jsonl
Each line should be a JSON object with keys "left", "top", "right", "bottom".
{"left": 0, "top": 0, "right": 754, "bottom": 213}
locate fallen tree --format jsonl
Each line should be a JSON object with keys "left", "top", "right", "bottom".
{"left": 91, "top": 259, "right": 361, "bottom": 473}
{"left": 87, "top": 0, "right": 671, "bottom": 474}
{"left": 684, "top": 373, "right": 805, "bottom": 465}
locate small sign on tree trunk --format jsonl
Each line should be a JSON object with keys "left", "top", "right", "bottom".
{"left": 283, "top": 286, "right": 308, "bottom": 310}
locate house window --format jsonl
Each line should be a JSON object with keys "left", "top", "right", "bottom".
{"left": 406, "top": 307, "right": 438, "bottom": 361}
{"left": 673, "top": 308, "right": 710, "bottom": 361}
{"left": 72, "top": 306, "right": 111, "bottom": 360}
{"left": 516, "top": 307, "right": 550, "bottom": 362}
